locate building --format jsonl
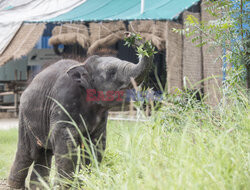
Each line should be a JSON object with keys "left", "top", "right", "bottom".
{"left": 0, "top": 0, "right": 223, "bottom": 116}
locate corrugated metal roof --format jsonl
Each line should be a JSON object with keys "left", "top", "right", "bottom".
{"left": 47, "top": 0, "right": 200, "bottom": 22}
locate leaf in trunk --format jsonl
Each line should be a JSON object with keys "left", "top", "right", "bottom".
{"left": 124, "top": 32, "right": 157, "bottom": 57}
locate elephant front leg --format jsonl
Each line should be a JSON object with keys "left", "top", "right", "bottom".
{"left": 8, "top": 125, "right": 34, "bottom": 189}
{"left": 93, "top": 129, "right": 107, "bottom": 163}
{"left": 29, "top": 149, "right": 53, "bottom": 190}
{"left": 8, "top": 148, "right": 33, "bottom": 189}
{"left": 51, "top": 127, "right": 80, "bottom": 187}
{"left": 84, "top": 127, "right": 107, "bottom": 166}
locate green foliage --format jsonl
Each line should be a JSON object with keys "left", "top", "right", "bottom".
{"left": 63, "top": 88, "right": 249, "bottom": 190}
{"left": 124, "top": 32, "right": 157, "bottom": 57}
{"left": 0, "top": 87, "right": 249, "bottom": 189}
{"left": 173, "top": 0, "right": 249, "bottom": 88}
{"left": 0, "top": 129, "right": 17, "bottom": 178}
{"left": 124, "top": 32, "right": 142, "bottom": 47}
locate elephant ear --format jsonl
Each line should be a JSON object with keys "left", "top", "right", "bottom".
{"left": 67, "top": 64, "right": 92, "bottom": 90}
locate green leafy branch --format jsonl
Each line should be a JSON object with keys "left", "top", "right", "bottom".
{"left": 124, "top": 32, "right": 157, "bottom": 57}
{"left": 173, "top": 0, "right": 249, "bottom": 88}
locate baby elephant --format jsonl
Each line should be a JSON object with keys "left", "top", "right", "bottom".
{"left": 8, "top": 54, "right": 153, "bottom": 189}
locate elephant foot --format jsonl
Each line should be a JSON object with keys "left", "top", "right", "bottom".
{"left": 7, "top": 177, "right": 25, "bottom": 190}
{"left": 29, "top": 184, "right": 45, "bottom": 190}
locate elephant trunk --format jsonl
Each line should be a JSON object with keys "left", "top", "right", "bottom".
{"left": 124, "top": 55, "right": 153, "bottom": 85}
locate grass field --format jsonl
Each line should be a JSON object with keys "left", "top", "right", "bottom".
{"left": 0, "top": 116, "right": 249, "bottom": 189}
{"left": 79, "top": 112, "right": 250, "bottom": 189}
{"left": 0, "top": 128, "right": 18, "bottom": 178}
{"left": 0, "top": 90, "right": 249, "bottom": 189}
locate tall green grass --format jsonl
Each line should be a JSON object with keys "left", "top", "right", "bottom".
{"left": 1, "top": 86, "right": 249, "bottom": 189}
{"left": 54, "top": 86, "right": 249, "bottom": 189}
{"left": 0, "top": 129, "right": 17, "bottom": 178}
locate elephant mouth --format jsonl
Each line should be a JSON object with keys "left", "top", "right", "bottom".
{"left": 119, "top": 83, "right": 133, "bottom": 92}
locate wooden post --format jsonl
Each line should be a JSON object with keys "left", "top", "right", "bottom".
{"left": 166, "top": 21, "right": 183, "bottom": 93}
{"left": 14, "top": 92, "right": 18, "bottom": 117}
{"left": 14, "top": 69, "right": 18, "bottom": 117}
{"left": 15, "top": 69, "right": 17, "bottom": 81}
{"left": 201, "top": 0, "right": 223, "bottom": 105}
{"left": 183, "top": 11, "right": 202, "bottom": 90}
{"left": 129, "top": 100, "right": 134, "bottom": 116}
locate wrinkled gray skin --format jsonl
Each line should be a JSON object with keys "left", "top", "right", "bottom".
{"left": 8, "top": 54, "right": 153, "bottom": 189}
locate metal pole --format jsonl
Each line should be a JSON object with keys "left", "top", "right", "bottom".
{"left": 141, "top": 0, "right": 144, "bottom": 14}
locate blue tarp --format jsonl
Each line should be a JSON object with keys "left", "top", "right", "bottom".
{"left": 47, "top": 0, "right": 200, "bottom": 22}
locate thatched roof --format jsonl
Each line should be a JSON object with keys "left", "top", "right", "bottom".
{"left": 48, "top": 21, "right": 166, "bottom": 55}
{"left": 0, "top": 23, "right": 45, "bottom": 66}
{"left": 49, "top": 24, "right": 90, "bottom": 49}
{"left": 87, "top": 21, "right": 126, "bottom": 55}
{"left": 129, "top": 20, "right": 166, "bottom": 50}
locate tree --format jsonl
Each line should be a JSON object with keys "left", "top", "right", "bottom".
{"left": 174, "top": 0, "right": 249, "bottom": 90}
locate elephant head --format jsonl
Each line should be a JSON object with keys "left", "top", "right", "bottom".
{"left": 67, "top": 54, "right": 153, "bottom": 106}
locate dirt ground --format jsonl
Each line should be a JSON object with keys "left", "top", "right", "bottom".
{"left": 0, "top": 180, "right": 9, "bottom": 190}
{"left": 0, "top": 179, "right": 26, "bottom": 190}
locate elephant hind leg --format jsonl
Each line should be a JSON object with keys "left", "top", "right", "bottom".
{"left": 29, "top": 149, "right": 53, "bottom": 190}
{"left": 8, "top": 149, "right": 33, "bottom": 189}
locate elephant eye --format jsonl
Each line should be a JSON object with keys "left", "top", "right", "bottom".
{"left": 108, "top": 68, "right": 117, "bottom": 79}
